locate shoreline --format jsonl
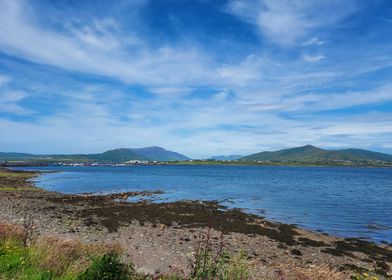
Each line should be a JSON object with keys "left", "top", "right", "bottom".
{"left": 4, "top": 160, "right": 392, "bottom": 169}
{"left": 14, "top": 164, "right": 392, "bottom": 245}
{"left": 0, "top": 167, "right": 391, "bottom": 278}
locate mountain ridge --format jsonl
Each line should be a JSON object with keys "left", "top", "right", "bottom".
{"left": 0, "top": 146, "right": 190, "bottom": 162}
{"left": 1, "top": 145, "right": 392, "bottom": 165}
{"left": 240, "top": 145, "right": 392, "bottom": 163}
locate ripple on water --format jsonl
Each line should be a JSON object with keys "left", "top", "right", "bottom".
{"left": 12, "top": 165, "right": 392, "bottom": 243}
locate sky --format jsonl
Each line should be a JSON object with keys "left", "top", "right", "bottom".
{"left": 0, "top": 0, "right": 391, "bottom": 158}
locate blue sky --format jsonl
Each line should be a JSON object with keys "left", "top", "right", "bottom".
{"left": 0, "top": 0, "right": 391, "bottom": 158}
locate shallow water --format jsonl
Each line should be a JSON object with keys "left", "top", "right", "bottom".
{"left": 13, "top": 165, "right": 392, "bottom": 243}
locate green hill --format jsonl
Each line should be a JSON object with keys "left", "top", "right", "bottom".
{"left": 130, "top": 146, "right": 190, "bottom": 161}
{"left": 0, "top": 152, "right": 38, "bottom": 160}
{"left": 0, "top": 146, "right": 190, "bottom": 163}
{"left": 240, "top": 145, "right": 392, "bottom": 164}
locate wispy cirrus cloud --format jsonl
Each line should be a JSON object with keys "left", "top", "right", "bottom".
{"left": 0, "top": 0, "right": 215, "bottom": 88}
{"left": 244, "top": 84, "right": 392, "bottom": 114}
{"left": 302, "top": 53, "right": 325, "bottom": 62}
{"left": 0, "top": 74, "right": 10, "bottom": 86}
{"left": 302, "top": 37, "right": 325, "bottom": 46}
{"left": 0, "top": 90, "right": 34, "bottom": 115}
{"left": 226, "top": 0, "right": 360, "bottom": 46}
{"left": 0, "top": 0, "right": 391, "bottom": 156}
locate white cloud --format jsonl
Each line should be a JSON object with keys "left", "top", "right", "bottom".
{"left": 1, "top": 98, "right": 391, "bottom": 157}
{"left": 1, "top": 78, "right": 391, "bottom": 157}
{"left": 0, "top": 75, "right": 10, "bottom": 86}
{"left": 0, "top": 75, "right": 34, "bottom": 115}
{"left": 149, "top": 87, "right": 192, "bottom": 96}
{"left": 65, "top": 19, "right": 141, "bottom": 52}
{"left": 0, "top": 0, "right": 391, "bottom": 156}
{"left": 241, "top": 84, "right": 392, "bottom": 114}
{"left": 226, "top": 0, "right": 359, "bottom": 46}
{"left": 302, "top": 53, "right": 325, "bottom": 62}
{"left": 0, "top": 0, "right": 216, "bottom": 88}
{"left": 0, "top": 90, "right": 34, "bottom": 115}
{"left": 303, "top": 37, "right": 325, "bottom": 46}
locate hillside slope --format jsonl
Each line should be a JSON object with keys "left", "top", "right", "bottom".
{"left": 131, "top": 146, "right": 190, "bottom": 161}
{"left": 0, "top": 147, "right": 190, "bottom": 163}
{"left": 240, "top": 145, "right": 392, "bottom": 163}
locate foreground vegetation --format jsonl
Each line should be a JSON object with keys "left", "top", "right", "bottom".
{"left": 1, "top": 223, "right": 387, "bottom": 280}
{"left": 0, "top": 169, "right": 389, "bottom": 279}
{"left": 0, "top": 223, "right": 252, "bottom": 280}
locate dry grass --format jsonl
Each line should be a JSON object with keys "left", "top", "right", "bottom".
{"left": 276, "top": 263, "right": 350, "bottom": 280}
{"left": 33, "top": 235, "right": 122, "bottom": 275}
{"left": 0, "top": 222, "right": 122, "bottom": 277}
{"left": 0, "top": 170, "right": 37, "bottom": 178}
{"left": 0, "top": 223, "right": 27, "bottom": 241}
{"left": 0, "top": 187, "right": 40, "bottom": 191}
{"left": 294, "top": 264, "right": 350, "bottom": 280}
{"left": 0, "top": 222, "right": 376, "bottom": 280}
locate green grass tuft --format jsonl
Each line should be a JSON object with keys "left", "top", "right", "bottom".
{"left": 76, "top": 253, "right": 131, "bottom": 280}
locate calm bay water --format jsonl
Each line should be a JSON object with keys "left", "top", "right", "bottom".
{"left": 14, "top": 165, "right": 392, "bottom": 243}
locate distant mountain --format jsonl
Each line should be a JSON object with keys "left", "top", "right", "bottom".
{"left": 87, "top": 148, "right": 146, "bottom": 162}
{"left": 209, "top": 155, "right": 244, "bottom": 161}
{"left": 130, "top": 146, "right": 189, "bottom": 161}
{"left": 0, "top": 152, "right": 36, "bottom": 158}
{"left": 0, "top": 146, "right": 190, "bottom": 163}
{"left": 240, "top": 145, "right": 392, "bottom": 163}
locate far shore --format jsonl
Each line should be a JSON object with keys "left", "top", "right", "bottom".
{"left": 0, "top": 167, "right": 391, "bottom": 278}
{"left": 3, "top": 159, "right": 392, "bottom": 169}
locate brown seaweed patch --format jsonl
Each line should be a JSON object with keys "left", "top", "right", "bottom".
{"left": 76, "top": 200, "right": 299, "bottom": 246}
{"left": 322, "top": 238, "right": 392, "bottom": 275}
{"left": 334, "top": 238, "right": 392, "bottom": 262}
{"left": 298, "top": 237, "right": 328, "bottom": 247}
{"left": 375, "top": 261, "right": 390, "bottom": 276}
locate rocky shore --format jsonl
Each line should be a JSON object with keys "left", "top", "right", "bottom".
{"left": 0, "top": 167, "right": 391, "bottom": 279}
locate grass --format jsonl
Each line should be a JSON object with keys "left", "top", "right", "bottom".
{"left": 191, "top": 249, "right": 249, "bottom": 280}
{"left": 2, "top": 234, "right": 384, "bottom": 280}
{"left": 0, "top": 223, "right": 252, "bottom": 280}
{"left": 1, "top": 222, "right": 391, "bottom": 279}
{"left": 0, "top": 168, "right": 40, "bottom": 191}
{"left": 0, "top": 187, "right": 40, "bottom": 191}
{"left": 190, "top": 230, "right": 249, "bottom": 280}
{"left": 275, "top": 262, "right": 392, "bottom": 280}
{"left": 0, "top": 171, "right": 37, "bottom": 178}
{"left": 0, "top": 223, "right": 121, "bottom": 280}
{"left": 76, "top": 253, "right": 131, "bottom": 280}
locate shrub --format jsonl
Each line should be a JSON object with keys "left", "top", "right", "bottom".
{"left": 190, "top": 229, "right": 249, "bottom": 280}
{"left": 0, "top": 223, "right": 124, "bottom": 280}
{"left": 77, "top": 253, "right": 132, "bottom": 280}
{"left": 191, "top": 248, "right": 249, "bottom": 280}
